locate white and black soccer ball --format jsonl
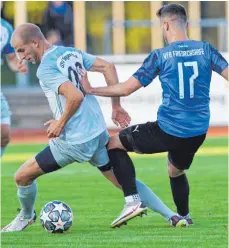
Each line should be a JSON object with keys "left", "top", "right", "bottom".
{"left": 40, "top": 200, "right": 73, "bottom": 233}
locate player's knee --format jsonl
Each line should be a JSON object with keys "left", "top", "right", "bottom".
{"left": 15, "top": 158, "right": 44, "bottom": 186}
{"left": 168, "top": 160, "right": 184, "bottom": 177}
{"left": 14, "top": 170, "right": 32, "bottom": 186}
{"left": 107, "top": 134, "right": 126, "bottom": 151}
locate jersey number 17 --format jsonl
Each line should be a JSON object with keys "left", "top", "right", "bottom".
{"left": 178, "top": 61, "right": 198, "bottom": 99}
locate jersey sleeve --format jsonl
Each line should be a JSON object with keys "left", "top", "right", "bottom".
{"left": 2, "top": 22, "right": 14, "bottom": 55}
{"left": 209, "top": 43, "right": 228, "bottom": 74}
{"left": 80, "top": 51, "right": 96, "bottom": 70}
{"left": 2, "top": 43, "right": 14, "bottom": 55}
{"left": 132, "top": 50, "right": 160, "bottom": 87}
{"left": 37, "top": 65, "right": 69, "bottom": 93}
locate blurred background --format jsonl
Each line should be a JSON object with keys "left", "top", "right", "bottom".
{"left": 1, "top": 1, "right": 228, "bottom": 141}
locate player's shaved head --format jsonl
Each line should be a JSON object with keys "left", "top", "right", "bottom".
{"left": 11, "top": 23, "right": 51, "bottom": 64}
{"left": 12, "top": 23, "right": 45, "bottom": 45}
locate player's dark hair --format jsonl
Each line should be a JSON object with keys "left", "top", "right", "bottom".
{"left": 156, "top": 4, "right": 187, "bottom": 23}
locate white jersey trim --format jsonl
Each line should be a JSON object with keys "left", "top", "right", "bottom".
{"left": 41, "top": 46, "right": 58, "bottom": 61}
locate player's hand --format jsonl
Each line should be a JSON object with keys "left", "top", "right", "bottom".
{"left": 17, "top": 62, "right": 28, "bottom": 74}
{"left": 112, "top": 105, "right": 131, "bottom": 128}
{"left": 79, "top": 69, "right": 92, "bottom": 94}
{"left": 44, "top": 119, "right": 64, "bottom": 138}
{"left": 17, "top": 60, "right": 28, "bottom": 74}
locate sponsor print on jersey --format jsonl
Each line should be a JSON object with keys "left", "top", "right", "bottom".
{"left": 57, "top": 51, "right": 86, "bottom": 95}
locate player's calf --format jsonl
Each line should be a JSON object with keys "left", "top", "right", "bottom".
{"left": 4, "top": 158, "right": 44, "bottom": 233}
{"left": 168, "top": 158, "right": 190, "bottom": 217}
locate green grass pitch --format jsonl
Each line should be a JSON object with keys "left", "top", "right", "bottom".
{"left": 1, "top": 137, "right": 228, "bottom": 248}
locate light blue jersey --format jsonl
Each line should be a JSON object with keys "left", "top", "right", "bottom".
{"left": 0, "top": 18, "right": 14, "bottom": 55}
{"left": 0, "top": 92, "right": 11, "bottom": 125}
{"left": 37, "top": 46, "right": 107, "bottom": 144}
{"left": 1, "top": 18, "right": 14, "bottom": 126}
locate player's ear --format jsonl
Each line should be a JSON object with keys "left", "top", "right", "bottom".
{"left": 164, "top": 22, "right": 169, "bottom": 31}
{"left": 186, "top": 22, "right": 189, "bottom": 32}
{"left": 32, "top": 40, "right": 39, "bottom": 48}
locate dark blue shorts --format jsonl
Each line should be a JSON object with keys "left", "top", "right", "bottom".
{"left": 35, "top": 146, "right": 61, "bottom": 173}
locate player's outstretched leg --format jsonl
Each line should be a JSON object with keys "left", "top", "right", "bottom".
{"left": 108, "top": 146, "right": 147, "bottom": 228}
{"left": 2, "top": 158, "right": 43, "bottom": 232}
{"left": 136, "top": 180, "right": 188, "bottom": 227}
{"left": 168, "top": 159, "right": 193, "bottom": 225}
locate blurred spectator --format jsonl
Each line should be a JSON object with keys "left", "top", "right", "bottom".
{"left": 46, "top": 30, "right": 62, "bottom": 45}
{"left": 42, "top": 1, "right": 74, "bottom": 46}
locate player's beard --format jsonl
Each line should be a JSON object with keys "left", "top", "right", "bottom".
{"left": 27, "top": 57, "right": 36, "bottom": 64}
{"left": 28, "top": 52, "right": 37, "bottom": 64}
{"left": 28, "top": 48, "right": 37, "bottom": 64}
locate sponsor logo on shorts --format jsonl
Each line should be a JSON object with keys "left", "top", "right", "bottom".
{"left": 133, "top": 125, "right": 139, "bottom": 133}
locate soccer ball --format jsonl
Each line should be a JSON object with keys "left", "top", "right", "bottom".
{"left": 40, "top": 200, "right": 73, "bottom": 233}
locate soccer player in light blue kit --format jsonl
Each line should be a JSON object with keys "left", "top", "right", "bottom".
{"left": 80, "top": 4, "right": 228, "bottom": 228}
{"left": 0, "top": 17, "right": 27, "bottom": 157}
{"left": 2, "top": 23, "right": 183, "bottom": 232}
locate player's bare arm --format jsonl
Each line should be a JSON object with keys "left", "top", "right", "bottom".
{"left": 221, "top": 66, "right": 228, "bottom": 81}
{"left": 81, "top": 71, "right": 142, "bottom": 97}
{"left": 44, "top": 81, "right": 84, "bottom": 138}
{"left": 89, "top": 57, "right": 120, "bottom": 106}
{"left": 89, "top": 57, "right": 131, "bottom": 127}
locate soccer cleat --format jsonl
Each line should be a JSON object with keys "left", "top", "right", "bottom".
{"left": 185, "top": 218, "right": 193, "bottom": 225}
{"left": 182, "top": 214, "right": 193, "bottom": 225}
{"left": 111, "top": 201, "right": 147, "bottom": 228}
{"left": 169, "top": 215, "right": 189, "bottom": 227}
{"left": 1, "top": 210, "right": 36, "bottom": 232}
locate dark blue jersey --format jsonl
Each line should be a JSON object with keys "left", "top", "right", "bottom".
{"left": 133, "top": 40, "right": 228, "bottom": 138}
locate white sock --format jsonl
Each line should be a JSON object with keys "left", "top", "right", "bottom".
{"left": 125, "top": 194, "right": 141, "bottom": 203}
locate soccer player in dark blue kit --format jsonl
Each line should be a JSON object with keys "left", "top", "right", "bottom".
{"left": 81, "top": 3, "right": 228, "bottom": 228}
